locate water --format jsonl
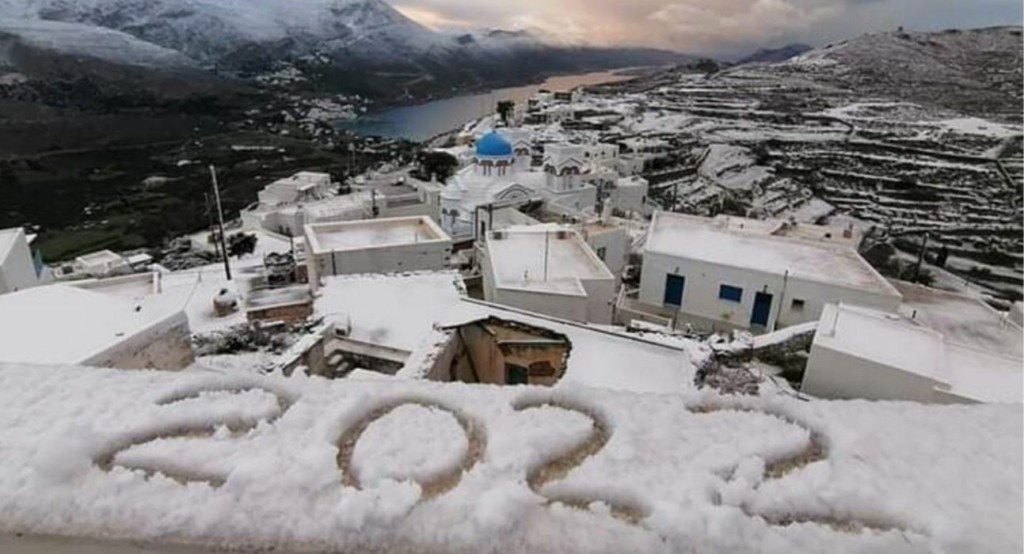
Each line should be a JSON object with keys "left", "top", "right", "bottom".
{"left": 337, "top": 71, "right": 630, "bottom": 142}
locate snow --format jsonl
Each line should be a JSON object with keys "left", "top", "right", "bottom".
{"left": 351, "top": 404, "right": 468, "bottom": 487}
{"left": 817, "top": 304, "right": 944, "bottom": 380}
{"left": 307, "top": 217, "right": 449, "bottom": 253}
{"left": 646, "top": 212, "right": 901, "bottom": 296}
{"left": 892, "top": 280, "right": 1023, "bottom": 358}
{"left": 405, "top": 297, "right": 705, "bottom": 395}
{"left": 0, "top": 363, "right": 1019, "bottom": 553}
{"left": 780, "top": 198, "right": 835, "bottom": 223}
{"left": 316, "top": 271, "right": 464, "bottom": 353}
{"left": 77, "top": 263, "right": 267, "bottom": 335}
{"left": 814, "top": 303, "right": 1022, "bottom": 403}
{"left": 486, "top": 226, "right": 614, "bottom": 296}
{"left": 935, "top": 117, "right": 1022, "bottom": 138}
{"left": 0, "top": 17, "right": 195, "bottom": 68}
{"left": 0, "top": 285, "right": 183, "bottom": 365}
{"left": 751, "top": 321, "right": 818, "bottom": 350}
{"left": 699, "top": 144, "right": 774, "bottom": 192}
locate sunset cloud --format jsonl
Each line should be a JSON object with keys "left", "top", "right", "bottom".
{"left": 392, "top": 0, "right": 1022, "bottom": 58}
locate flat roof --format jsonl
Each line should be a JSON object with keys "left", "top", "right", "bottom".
{"left": 645, "top": 212, "right": 900, "bottom": 296}
{"left": 305, "top": 216, "right": 450, "bottom": 254}
{"left": 0, "top": 285, "right": 183, "bottom": 365}
{"left": 817, "top": 303, "right": 945, "bottom": 380}
{"left": 815, "top": 303, "right": 1022, "bottom": 403}
{"left": 315, "top": 271, "right": 465, "bottom": 353}
{"left": 486, "top": 226, "right": 614, "bottom": 296}
{"left": 75, "top": 249, "right": 124, "bottom": 264}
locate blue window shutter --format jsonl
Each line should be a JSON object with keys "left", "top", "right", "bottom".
{"left": 719, "top": 284, "right": 743, "bottom": 302}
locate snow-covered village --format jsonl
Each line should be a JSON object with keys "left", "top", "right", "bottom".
{"left": 0, "top": 1, "right": 1022, "bottom": 552}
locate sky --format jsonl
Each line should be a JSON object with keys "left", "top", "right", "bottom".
{"left": 393, "top": 0, "right": 1024, "bottom": 58}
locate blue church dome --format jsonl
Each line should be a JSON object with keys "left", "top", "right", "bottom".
{"left": 475, "top": 131, "right": 513, "bottom": 157}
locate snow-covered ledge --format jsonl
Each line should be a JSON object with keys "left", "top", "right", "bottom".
{"left": 0, "top": 363, "right": 1019, "bottom": 553}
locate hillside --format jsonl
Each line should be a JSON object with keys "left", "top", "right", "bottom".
{"left": 737, "top": 43, "right": 812, "bottom": 65}
{"left": 779, "top": 26, "right": 1023, "bottom": 121}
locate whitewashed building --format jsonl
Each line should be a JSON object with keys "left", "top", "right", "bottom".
{"left": 802, "top": 302, "right": 1022, "bottom": 404}
{"left": 257, "top": 172, "right": 333, "bottom": 206}
{"left": 576, "top": 219, "right": 630, "bottom": 277}
{"left": 635, "top": 212, "right": 902, "bottom": 333}
{"left": 0, "top": 227, "right": 39, "bottom": 295}
{"left": 304, "top": 216, "right": 452, "bottom": 289}
{"left": 438, "top": 131, "right": 598, "bottom": 239}
{"left": 0, "top": 284, "right": 193, "bottom": 370}
{"left": 70, "top": 250, "right": 131, "bottom": 279}
{"left": 607, "top": 176, "right": 650, "bottom": 214}
{"left": 479, "top": 226, "right": 616, "bottom": 324}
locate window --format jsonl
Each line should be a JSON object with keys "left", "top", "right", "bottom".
{"left": 719, "top": 284, "right": 743, "bottom": 302}
{"left": 505, "top": 364, "right": 529, "bottom": 385}
{"left": 791, "top": 298, "right": 806, "bottom": 311}
{"left": 596, "top": 247, "right": 607, "bottom": 260}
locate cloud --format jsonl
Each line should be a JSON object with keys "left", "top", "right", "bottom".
{"left": 392, "top": 0, "right": 1023, "bottom": 58}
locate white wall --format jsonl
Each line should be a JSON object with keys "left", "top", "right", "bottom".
{"left": 639, "top": 251, "right": 901, "bottom": 333}
{"left": 84, "top": 311, "right": 194, "bottom": 371}
{"left": 584, "top": 229, "right": 628, "bottom": 278}
{"left": 801, "top": 341, "right": 956, "bottom": 403}
{"left": 609, "top": 178, "right": 649, "bottom": 214}
{"left": 480, "top": 242, "right": 613, "bottom": 324}
{"left": 580, "top": 277, "right": 615, "bottom": 324}
{"left": 490, "top": 287, "right": 589, "bottom": 323}
{"left": 313, "top": 241, "right": 451, "bottom": 279}
{"left": 0, "top": 229, "right": 38, "bottom": 295}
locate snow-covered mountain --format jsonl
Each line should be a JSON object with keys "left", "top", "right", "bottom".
{"left": 0, "top": 0, "right": 688, "bottom": 99}
{"left": 0, "top": 17, "right": 196, "bottom": 69}
{"left": 0, "top": 0, "right": 452, "bottom": 66}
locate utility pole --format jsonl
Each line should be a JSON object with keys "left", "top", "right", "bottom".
{"left": 543, "top": 230, "right": 550, "bottom": 282}
{"left": 914, "top": 232, "right": 929, "bottom": 282}
{"left": 209, "top": 165, "right": 232, "bottom": 281}
{"left": 204, "top": 192, "right": 219, "bottom": 261}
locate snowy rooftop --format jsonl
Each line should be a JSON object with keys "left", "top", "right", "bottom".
{"left": 892, "top": 280, "right": 1023, "bottom": 358}
{"left": 0, "top": 227, "right": 23, "bottom": 260}
{"left": 75, "top": 249, "right": 125, "bottom": 266}
{"left": 0, "top": 285, "right": 184, "bottom": 365}
{"left": 815, "top": 303, "right": 1022, "bottom": 404}
{"left": 75, "top": 263, "right": 270, "bottom": 336}
{"left": 316, "top": 272, "right": 465, "bottom": 354}
{"left": 485, "top": 226, "right": 614, "bottom": 296}
{"left": 0, "top": 363, "right": 1018, "bottom": 553}
{"left": 645, "top": 212, "right": 900, "bottom": 296}
{"left": 305, "top": 216, "right": 450, "bottom": 254}
{"left": 245, "top": 286, "right": 312, "bottom": 311}
{"left": 405, "top": 298, "right": 707, "bottom": 395}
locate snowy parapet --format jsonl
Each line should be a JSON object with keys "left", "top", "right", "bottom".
{"left": 0, "top": 363, "right": 1019, "bottom": 553}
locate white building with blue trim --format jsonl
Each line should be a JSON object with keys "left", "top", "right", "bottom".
{"left": 632, "top": 212, "right": 902, "bottom": 334}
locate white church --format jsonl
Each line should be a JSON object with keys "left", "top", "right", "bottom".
{"left": 436, "top": 131, "right": 599, "bottom": 238}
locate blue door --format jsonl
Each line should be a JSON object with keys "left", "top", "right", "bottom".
{"left": 751, "top": 292, "right": 773, "bottom": 327}
{"left": 664, "top": 274, "right": 685, "bottom": 307}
